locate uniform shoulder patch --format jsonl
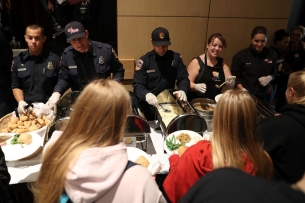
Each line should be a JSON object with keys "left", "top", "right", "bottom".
{"left": 11, "top": 60, "right": 14, "bottom": 71}
{"left": 135, "top": 59, "right": 144, "bottom": 71}
{"left": 112, "top": 48, "right": 118, "bottom": 58}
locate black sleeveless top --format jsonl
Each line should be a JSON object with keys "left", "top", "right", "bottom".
{"left": 195, "top": 55, "right": 225, "bottom": 100}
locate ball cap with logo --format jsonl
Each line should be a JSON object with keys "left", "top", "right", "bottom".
{"left": 151, "top": 27, "right": 171, "bottom": 46}
{"left": 64, "top": 21, "right": 86, "bottom": 43}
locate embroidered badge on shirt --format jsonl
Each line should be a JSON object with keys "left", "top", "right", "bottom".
{"left": 295, "top": 53, "right": 299, "bottom": 58}
{"left": 99, "top": 56, "right": 105, "bottom": 64}
{"left": 135, "top": 59, "right": 143, "bottom": 71}
{"left": 147, "top": 69, "right": 156, "bottom": 73}
{"left": 47, "top": 62, "right": 53, "bottom": 70}
{"left": 171, "top": 60, "right": 176, "bottom": 67}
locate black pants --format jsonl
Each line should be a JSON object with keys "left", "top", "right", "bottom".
{"left": 0, "top": 82, "right": 16, "bottom": 118}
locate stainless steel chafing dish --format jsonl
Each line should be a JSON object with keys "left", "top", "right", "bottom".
{"left": 155, "top": 90, "right": 207, "bottom": 137}
{"left": 251, "top": 95, "right": 277, "bottom": 119}
{"left": 124, "top": 92, "right": 151, "bottom": 151}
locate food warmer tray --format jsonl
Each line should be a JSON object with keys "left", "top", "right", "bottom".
{"left": 124, "top": 92, "right": 151, "bottom": 151}
{"left": 251, "top": 95, "right": 277, "bottom": 119}
{"left": 155, "top": 89, "right": 207, "bottom": 137}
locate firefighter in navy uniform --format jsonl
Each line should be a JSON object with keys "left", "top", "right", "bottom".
{"left": 41, "top": 21, "right": 124, "bottom": 114}
{"left": 11, "top": 24, "right": 60, "bottom": 115}
{"left": 133, "top": 27, "right": 189, "bottom": 121}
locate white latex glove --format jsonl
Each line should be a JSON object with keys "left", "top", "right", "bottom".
{"left": 226, "top": 76, "right": 236, "bottom": 84}
{"left": 195, "top": 83, "right": 206, "bottom": 93}
{"left": 258, "top": 76, "right": 272, "bottom": 86}
{"left": 173, "top": 90, "right": 187, "bottom": 101}
{"left": 145, "top": 93, "right": 158, "bottom": 106}
{"left": 17, "top": 100, "right": 28, "bottom": 114}
{"left": 41, "top": 93, "right": 61, "bottom": 115}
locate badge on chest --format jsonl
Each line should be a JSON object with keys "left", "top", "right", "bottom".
{"left": 99, "top": 56, "right": 105, "bottom": 64}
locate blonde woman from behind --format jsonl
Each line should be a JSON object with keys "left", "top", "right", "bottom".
{"left": 163, "top": 89, "right": 272, "bottom": 203}
{"left": 33, "top": 79, "right": 166, "bottom": 203}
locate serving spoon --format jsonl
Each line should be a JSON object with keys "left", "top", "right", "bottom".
{"left": 215, "top": 81, "right": 227, "bottom": 89}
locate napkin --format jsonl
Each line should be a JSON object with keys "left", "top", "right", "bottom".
{"left": 148, "top": 161, "right": 162, "bottom": 175}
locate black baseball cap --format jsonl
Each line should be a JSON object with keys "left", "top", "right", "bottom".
{"left": 64, "top": 21, "right": 86, "bottom": 43}
{"left": 151, "top": 27, "right": 171, "bottom": 46}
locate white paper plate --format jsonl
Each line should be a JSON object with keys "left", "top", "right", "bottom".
{"left": 215, "top": 94, "right": 223, "bottom": 103}
{"left": 0, "top": 132, "right": 42, "bottom": 161}
{"left": 126, "top": 147, "right": 152, "bottom": 171}
{"left": 164, "top": 130, "right": 203, "bottom": 154}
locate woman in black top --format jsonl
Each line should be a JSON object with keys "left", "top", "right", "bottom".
{"left": 187, "top": 33, "right": 235, "bottom": 101}
{"left": 266, "top": 29, "right": 290, "bottom": 110}
{"left": 231, "top": 26, "right": 277, "bottom": 104}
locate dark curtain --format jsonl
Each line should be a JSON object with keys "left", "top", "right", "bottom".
{"left": 2, "top": 0, "right": 117, "bottom": 51}
{"left": 3, "top": 0, "right": 53, "bottom": 48}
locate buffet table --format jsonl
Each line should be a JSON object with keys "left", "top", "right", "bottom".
{"left": 7, "top": 121, "right": 211, "bottom": 184}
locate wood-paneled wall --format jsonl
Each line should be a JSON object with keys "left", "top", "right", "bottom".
{"left": 118, "top": 0, "right": 293, "bottom": 80}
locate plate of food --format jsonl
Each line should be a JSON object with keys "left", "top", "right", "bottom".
{"left": 126, "top": 147, "right": 152, "bottom": 170}
{"left": 164, "top": 130, "right": 203, "bottom": 154}
{"left": 215, "top": 94, "right": 223, "bottom": 103}
{"left": 0, "top": 132, "right": 42, "bottom": 161}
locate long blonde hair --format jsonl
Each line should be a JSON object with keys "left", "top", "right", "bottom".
{"left": 33, "top": 79, "right": 131, "bottom": 203}
{"left": 287, "top": 71, "right": 305, "bottom": 105}
{"left": 211, "top": 90, "right": 272, "bottom": 178}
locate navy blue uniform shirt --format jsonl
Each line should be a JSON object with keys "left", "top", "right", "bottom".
{"left": 11, "top": 50, "right": 60, "bottom": 103}
{"left": 54, "top": 40, "right": 124, "bottom": 94}
{"left": 132, "top": 50, "right": 189, "bottom": 101}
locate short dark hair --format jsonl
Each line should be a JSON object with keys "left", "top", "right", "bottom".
{"left": 25, "top": 24, "right": 45, "bottom": 36}
{"left": 207, "top": 33, "right": 227, "bottom": 48}
{"left": 273, "top": 29, "right": 289, "bottom": 44}
{"left": 251, "top": 26, "right": 268, "bottom": 39}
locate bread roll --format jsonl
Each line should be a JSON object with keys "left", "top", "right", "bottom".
{"left": 178, "top": 146, "right": 189, "bottom": 156}
{"left": 21, "top": 116, "right": 29, "bottom": 121}
{"left": 17, "top": 121, "right": 24, "bottom": 126}
{"left": 28, "top": 124, "right": 39, "bottom": 132}
{"left": 37, "top": 118, "right": 44, "bottom": 125}
{"left": 135, "top": 156, "right": 150, "bottom": 168}
{"left": 17, "top": 133, "right": 32, "bottom": 145}
{"left": 16, "top": 129, "right": 28, "bottom": 133}
{"left": 11, "top": 117, "right": 19, "bottom": 124}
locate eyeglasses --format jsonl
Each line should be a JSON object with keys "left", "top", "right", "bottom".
{"left": 290, "top": 33, "right": 301, "bottom": 37}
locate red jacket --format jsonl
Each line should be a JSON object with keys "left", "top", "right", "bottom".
{"left": 163, "top": 140, "right": 256, "bottom": 203}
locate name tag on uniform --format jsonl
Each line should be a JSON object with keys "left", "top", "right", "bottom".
{"left": 69, "top": 65, "right": 77, "bottom": 69}
{"left": 147, "top": 69, "right": 155, "bottom": 73}
{"left": 246, "top": 63, "right": 251, "bottom": 65}
{"left": 18, "top": 68, "right": 26, "bottom": 71}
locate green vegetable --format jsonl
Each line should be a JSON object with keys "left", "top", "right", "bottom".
{"left": 10, "top": 134, "right": 20, "bottom": 145}
{"left": 166, "top": 134, "right": 185, "bottom": 151}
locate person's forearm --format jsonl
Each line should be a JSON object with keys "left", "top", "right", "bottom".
{"left": 12, "top": 88, "right": 24, "bottom": 102}
{"left": 189, "top": 81, "right": 197, "bottom": 91}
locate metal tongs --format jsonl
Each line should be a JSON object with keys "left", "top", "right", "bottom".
{"left": 158, "top": 104, "right": 171, "bottom": 113}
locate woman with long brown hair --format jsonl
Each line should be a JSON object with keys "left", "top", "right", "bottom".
{"left": 163, "top": 89, "right": 273, "bottom": 203}
{"left": 33, "top": 79, "right": 166, "bottom": 203}
{"left": 187, "top": 33, "right": 235, "bottom": 101}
